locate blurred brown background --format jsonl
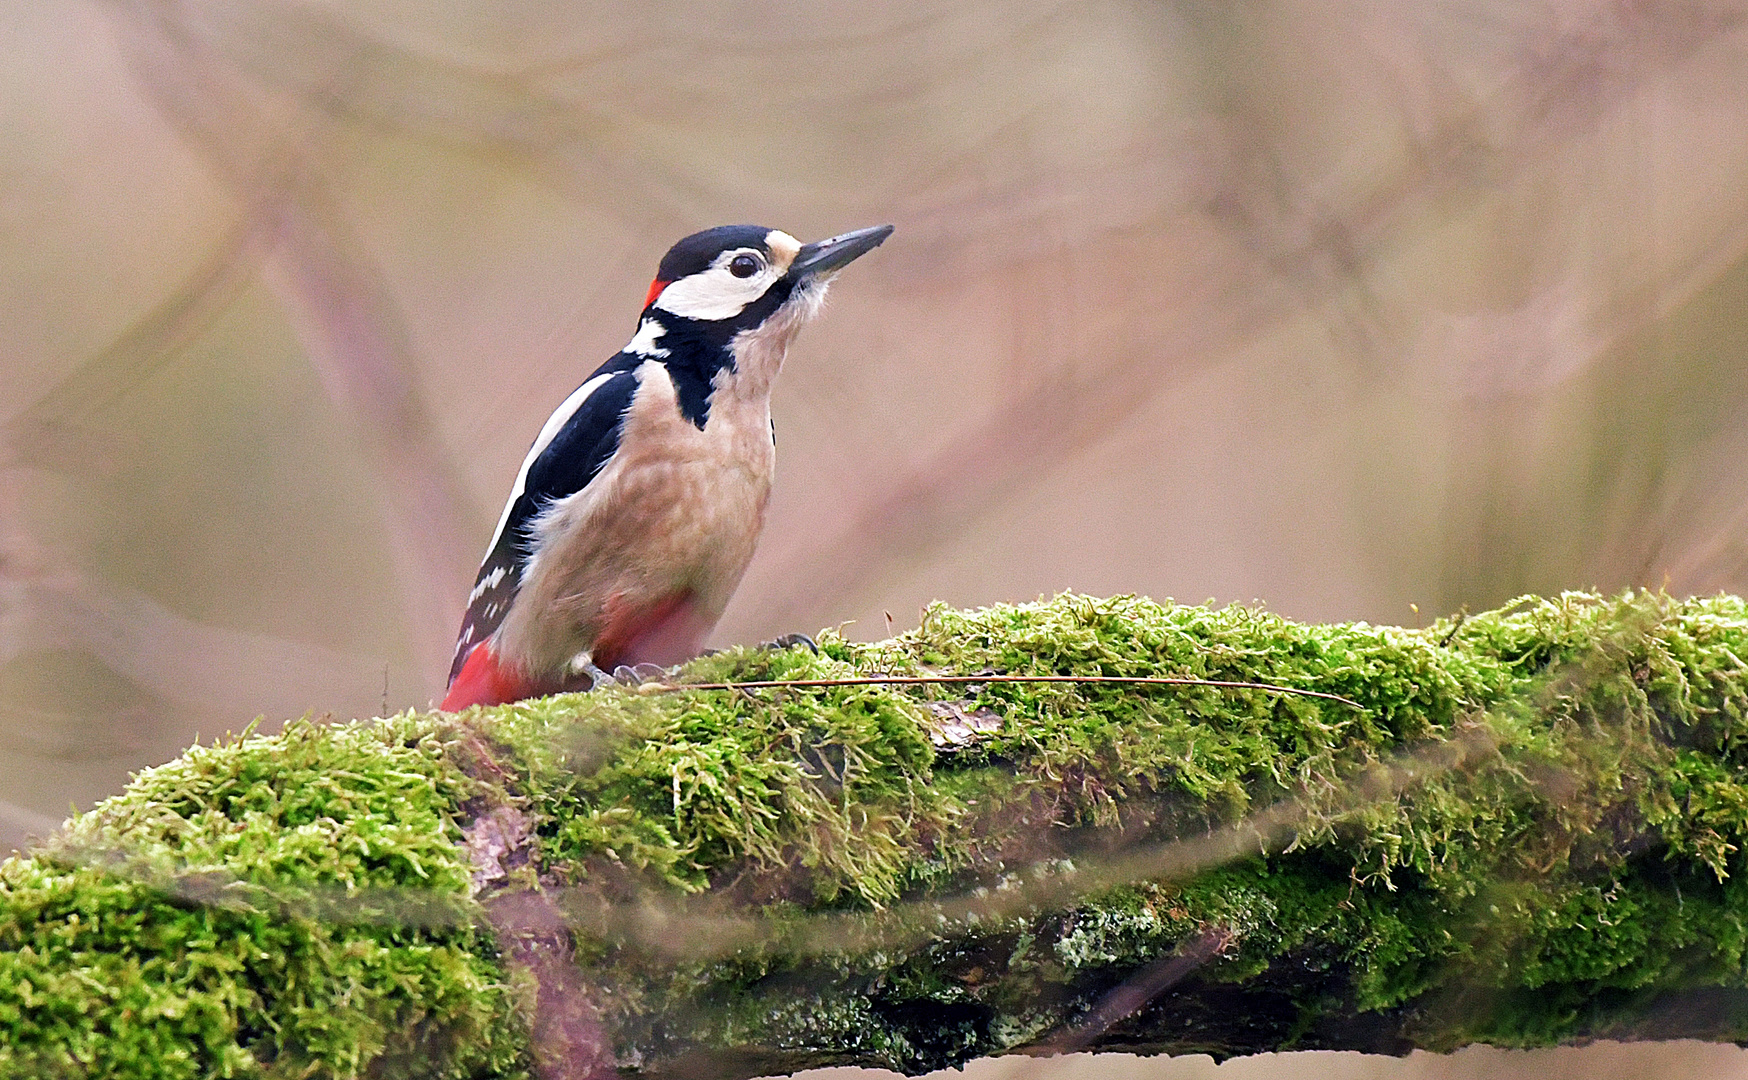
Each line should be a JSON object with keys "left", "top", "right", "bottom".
{"left": 6, "top": 0, "right": 1748, "bottom": 1075}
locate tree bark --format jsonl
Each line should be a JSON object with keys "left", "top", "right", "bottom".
{"left": 7, "top": 591, "right": 1748, "bottom": 1079}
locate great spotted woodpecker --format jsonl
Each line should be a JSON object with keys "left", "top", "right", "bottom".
{"left": 441, "top": 223, "right": 893, "bottom": 710}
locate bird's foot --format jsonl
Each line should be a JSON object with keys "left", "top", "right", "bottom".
{"left": 578, "top": 659, "right": 618, "bottom": 689}
{"left": 758, "top": 632, "right": 819, "bottom": 654}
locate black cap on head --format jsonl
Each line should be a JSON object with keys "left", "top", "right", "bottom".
{"left": 656, "top": 225, "right": 773, "bottom": 282}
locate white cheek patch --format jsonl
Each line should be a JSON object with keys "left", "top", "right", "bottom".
{"left": 654, "top": 251, "right": 780, "bottom": 321}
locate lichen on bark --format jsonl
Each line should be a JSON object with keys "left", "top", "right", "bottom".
{"left": 6, "top": 590, "right": 1748, "bottom": 1079}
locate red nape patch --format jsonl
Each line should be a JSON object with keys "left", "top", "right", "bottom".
{"left": 643, "top": 278, "right": 670, "bottom": 308}
{"left": 442, "top": 643, "right": 540, "bottom": 710}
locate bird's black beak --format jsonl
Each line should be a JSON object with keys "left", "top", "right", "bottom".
{"left": 789, "top": 224, "right": 894, "bottom": 281}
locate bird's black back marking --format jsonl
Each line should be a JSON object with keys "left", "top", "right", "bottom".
{"left": 522, "top": 364, "right": 640, "bottom": 502}
{"left": 447, "top": 358, "right": 641, "bottom": 684}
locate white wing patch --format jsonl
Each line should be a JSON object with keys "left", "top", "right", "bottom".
{"left": 468, "top": 564, "right": 507, "bottom": 602}
{"left": 484, "top": 370, "right": 617, "bottom": 558}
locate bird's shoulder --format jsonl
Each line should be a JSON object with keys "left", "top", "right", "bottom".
{"left": 522, "top": 353, "right": 647, "bottom": 501}
{"left": 447, "top": 352, "right": 647, "bottom": 683}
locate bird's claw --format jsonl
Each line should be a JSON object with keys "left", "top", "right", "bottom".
{"left": 611, "top": 662, "right": 674, "bottom": 685}
{"left": 759, "top": 632, "right": 819, "bottom": 654}
{"left": 579, "top": 660, "right": 618, "bottom": 689}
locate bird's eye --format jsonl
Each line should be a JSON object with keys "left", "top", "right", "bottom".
{"left": 729, "top": 253, "right": 762, "bottom": 278}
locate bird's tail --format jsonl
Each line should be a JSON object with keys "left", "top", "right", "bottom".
{"left": 441, "top": 642, "right": 541, "bottom": 710}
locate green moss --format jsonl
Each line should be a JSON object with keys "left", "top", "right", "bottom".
{"left": 10, "top": 591, "right": 1748, "bottom": 1075}
{"left": 0, "top": 715, "right": 531, "bottom": 1079}
{"left": 479, "top": 642, "right": 947, "bottom": 906}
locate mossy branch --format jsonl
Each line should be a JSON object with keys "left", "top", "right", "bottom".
{"left": 8, "top": 591, "right": 1748, "bottom": 1079}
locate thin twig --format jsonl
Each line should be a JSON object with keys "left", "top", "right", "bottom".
{"left": 652, "top": 674, "right": 1365, "bottom": 710}
{"left": 1438, "top": 608, "right": 1468, "bottom": 648}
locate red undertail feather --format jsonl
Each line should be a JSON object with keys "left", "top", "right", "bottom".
{"left": 592, "top": 591, "right": 709, "bottom": 672}
{"left": 442, "top": 642, "right": 542, "bottom": 710}
{"left": 441, "top": 594, "right": 710, "bottom": 710}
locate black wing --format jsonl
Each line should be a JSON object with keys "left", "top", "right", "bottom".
{"left": 448, "top": 359, "right": 643, "bottom": 684}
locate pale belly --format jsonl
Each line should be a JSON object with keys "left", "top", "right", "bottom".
{"left": 495, "top": 362, "right": 776, "bottom": 677}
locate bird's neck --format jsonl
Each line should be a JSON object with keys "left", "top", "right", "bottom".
{"left": 631, "top": 281, "right": 828, "bottom": 423}
{"left": 719, "top": 279, "right": 828, "bottom": 401}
